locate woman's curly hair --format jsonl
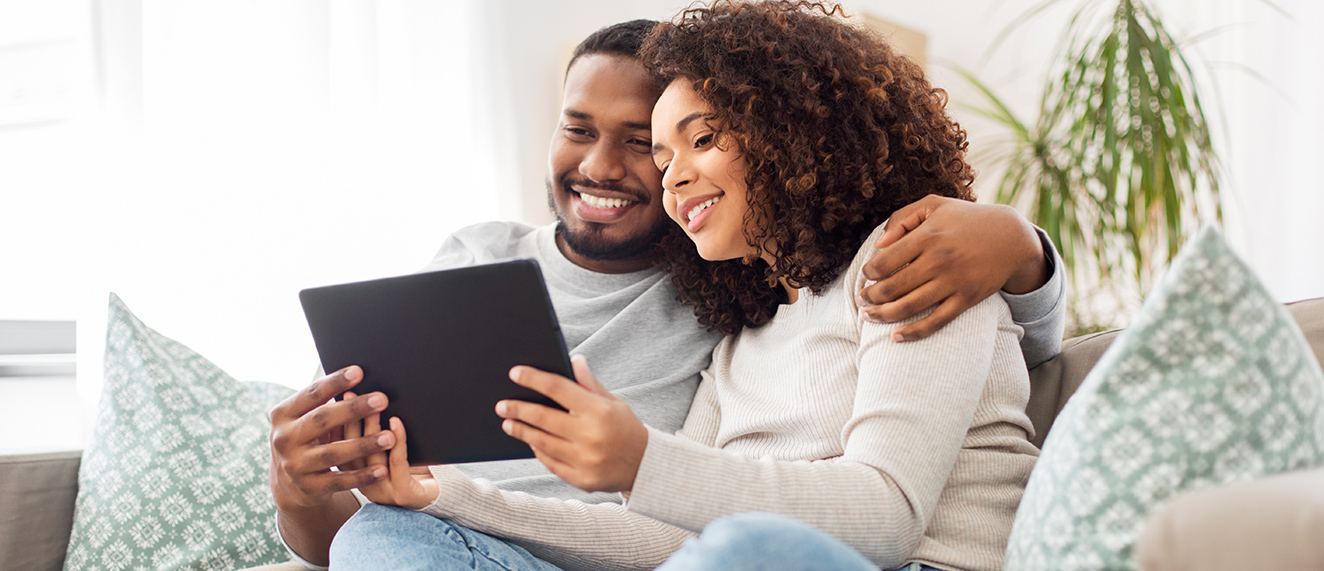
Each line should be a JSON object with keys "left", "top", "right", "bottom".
{"left": 641, "top": 0, "right": 976, "bottom": 335}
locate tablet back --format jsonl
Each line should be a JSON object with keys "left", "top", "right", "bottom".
{"left": 299, "top": 259, "right": 574, "bottom": 465}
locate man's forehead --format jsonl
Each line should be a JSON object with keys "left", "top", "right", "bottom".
{"left": 561, "top": 54, "right": 660, "bottom": 120}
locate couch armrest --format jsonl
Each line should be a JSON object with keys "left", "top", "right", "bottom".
{"left": 1136, "top": 466, "right": 1324, "bottom": 570}
{"left": 0, "top": 450, "right": 81, "bottom": 571}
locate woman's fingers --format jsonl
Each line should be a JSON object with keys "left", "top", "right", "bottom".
{"left": 364, "top": 404, "right": 389, "bottom": 469}
{"left": 340, "top": 391, "right": 365, "bottom": 472}
{"left": 496, "top": 399, "right": 573, "bottom": 437}
{"left": 501, "top": 418, "right": 574, "bottom": 464}
{"left": 509, "top": 366, "right": 596, "bottom": 411}
{"left": 570, "top": 355, "right": 611, "bottom": 397}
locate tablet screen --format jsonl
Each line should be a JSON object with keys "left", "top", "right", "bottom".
{"left": 299, "top": 259, "right": 574, "bottom": 465}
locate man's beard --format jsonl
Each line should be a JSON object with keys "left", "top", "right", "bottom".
{"left": 547, "top": 179, "right": 670, "bottom": 262}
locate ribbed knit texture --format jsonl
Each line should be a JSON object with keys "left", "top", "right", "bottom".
{"left": 418, "top": 224, "right": 1038, "bottom": 571}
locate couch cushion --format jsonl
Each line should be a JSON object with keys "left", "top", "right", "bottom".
{"left": 0, "top": 450, "right": 81, "bottom": 571}
{"left": 1135, "top": 465, "right": 1324, "bottom": 570}
{"left": 1005, "top": 227, "right": 1324, "bottom": 570}
{"left": 1026, "top": 297, "right": 1324, "bottom": 449}
{"left": 62, "top": 294, "right": 296, "bottom": 570}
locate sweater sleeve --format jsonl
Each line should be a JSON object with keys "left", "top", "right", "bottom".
{"left": 625, "top": 296, "right": 1004, "bottom": 569}
{"left": 418, "top": 465, "right": 694, "bottom": 571}
{"left": 1000, "top": 226, "right": 1066, "bottom": 368}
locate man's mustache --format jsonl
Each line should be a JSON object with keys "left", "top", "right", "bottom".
{"left": 562, "top": 177, "right": 651, "bottom": 205}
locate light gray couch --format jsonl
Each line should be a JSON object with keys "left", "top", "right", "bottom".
{"left": 3, "top": 298, "right": 1321, "bottom": 571}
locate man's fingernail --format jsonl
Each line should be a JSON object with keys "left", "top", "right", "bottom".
{"left": 892, "top": 332, "right": 906, "bottom": 342}
{"left": 368, "top": 394, "right": 386, "bottom": 409}
{"left": 377, "top": 433, "right": 391, "bottom": 447}
{"left": 372, "top": 467, "right": 386, "bottom": 478}
{"left": 509, "top": 367, "right": 521, "bottom": 381}
{"left": 502, "top": 419, "right": 513, "bottom": 434}
{"left": 495, "top": 401, "right": 507, "bottom": 416}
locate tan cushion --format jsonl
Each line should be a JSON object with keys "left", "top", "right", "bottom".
{"left": 1135, "top": 465, "right": 1324, "bottom": 570}
{"left": 1025, "top": 296, "right": 1324, "bottom": 449}
{"left": 0, "top": 450, "right": 81, "bottom": 571}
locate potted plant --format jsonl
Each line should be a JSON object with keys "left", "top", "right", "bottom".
{"left": 959, "top": 0, "right": 1232, "bottom": 331}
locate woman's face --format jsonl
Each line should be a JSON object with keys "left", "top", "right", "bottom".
{"left": 651, "top": 80, "right": 756, "bottom": 262}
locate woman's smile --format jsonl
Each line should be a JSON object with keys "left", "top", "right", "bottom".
{"left": 651, "top": 80, "right": 753, "bottom": 261}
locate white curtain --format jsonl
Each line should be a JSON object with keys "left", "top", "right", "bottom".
{"left": 0, "top": 0, "right": 499, "bottom": 438}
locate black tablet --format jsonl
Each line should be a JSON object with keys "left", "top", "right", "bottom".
{"left": 299, "top": 259, "right": 574, "bottom": 466}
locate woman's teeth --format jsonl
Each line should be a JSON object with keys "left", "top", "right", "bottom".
{"left": 579, "top": 193, "right": 631, "bottom": 209}
{"left": 687, "top": 197, "right": 721, "bottom": 221}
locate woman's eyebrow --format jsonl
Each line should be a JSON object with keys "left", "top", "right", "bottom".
{"left": 674, "top": 112, "right": 707, "bottom": 134}
{"left": 653, "top": 111, "right": 710, "bottom": 155}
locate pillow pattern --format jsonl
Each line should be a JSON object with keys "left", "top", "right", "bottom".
{"left": 63, "top": 294, "right": 295, "bottom": 570}
{"left": 1004, "top": 227, "right": 1324, "bottom": 570}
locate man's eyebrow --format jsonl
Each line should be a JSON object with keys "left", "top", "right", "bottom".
{"left": 564, "top": 110, "right": 649, "bottom": 132}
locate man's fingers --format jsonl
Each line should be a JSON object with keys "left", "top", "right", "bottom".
{"left": 271, "top": 366, "right": 363, "bottom": 423}
{"left": 501, "top": 418, "right": 574, "bottom": 463}
{"left": 287, "top": 390, "right": 389, "bottom": 445}
{"left": 861, "top": 280, "right": 947, "bottom": 325}
{"left": 508, "top": 366, "right": 593, "bottom": 411}
{"left": 303, "top": 434, "right": 393, "bottom": 474}
{"left": 858, "top": 257, "right": 929, "bottom": 306}
{"left": 861, "top": 228, "right": 925, "bottom": 282}
{"left": 892, "top": 296, "right": 969, "bottom": 341}
{"left": 876, "top": 200, "right": 933, "bottom": 249}
{"left": 495, "top": 399, "right": 573, "bottom": 438}
{"left": 310, "top": 466, "right": 385, "bottom": 494}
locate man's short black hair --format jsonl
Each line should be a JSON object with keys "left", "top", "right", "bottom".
{"left": 566, "top": 19, "right": 658, "bottom": 74}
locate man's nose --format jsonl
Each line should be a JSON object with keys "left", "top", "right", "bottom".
{"left": 579, "top": 142, "right": 627, "bottom": 182}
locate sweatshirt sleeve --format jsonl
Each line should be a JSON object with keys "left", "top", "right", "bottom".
{"left": 625, "top": 295, "right": 1005, "bottom": 569}
{"left": 1000, "top": 226, "right": 1066, "bottom": 368}
{"left": 417, "top": 465, "right": 694, "bottom": 571}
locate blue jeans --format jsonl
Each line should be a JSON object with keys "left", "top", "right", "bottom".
{"left": 658, "top": 512, "right": 941, "bottom": 571}
{"left": 329, "top": 502, "right": 561, "bottom": 570}
{"left": 332, "top": 504, "right": 937, "bottom": 571}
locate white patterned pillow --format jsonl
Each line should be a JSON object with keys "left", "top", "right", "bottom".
{"left": 1004, "top": 227, "right": 1324, "bottom": 570}
{"left": 63, "top": 294, "right": 295, "bottom": 570}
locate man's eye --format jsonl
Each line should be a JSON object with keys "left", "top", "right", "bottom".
{"left": 629, "top": 138, "right": 652, "bottom": 149}
{"left": 695, "top": 134, "right": 713, "bottom": 148}
{"left": 566, "top": 127, "right": 592, "bottom": 138}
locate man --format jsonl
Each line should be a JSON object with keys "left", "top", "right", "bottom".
{"left": 269, "top": 19, "right": 1065, "bottom": 568}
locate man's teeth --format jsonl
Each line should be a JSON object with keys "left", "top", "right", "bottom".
{"left": 687, "top": 197, "right": 721, "bottom": 221}
{"left": 580, "top": 193, "right": 631, "bottom": 209}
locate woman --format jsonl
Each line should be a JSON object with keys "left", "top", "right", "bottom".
{"left": 353, "top": 3, "right": 1037, "bottom": 570}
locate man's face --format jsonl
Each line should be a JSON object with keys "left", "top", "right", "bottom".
{"left": 547, "top": 54, "right": 668, "bottom": 268}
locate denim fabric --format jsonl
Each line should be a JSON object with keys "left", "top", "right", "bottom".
{"left": 656, "top": 512, "right": 943, "bottom": 571}
{"left": 328, "top": 503, "right": 562, "bottom": 571}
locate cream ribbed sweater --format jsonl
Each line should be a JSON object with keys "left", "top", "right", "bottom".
{"left": 421, "top": 223, "right": 1039, "bottom": 571}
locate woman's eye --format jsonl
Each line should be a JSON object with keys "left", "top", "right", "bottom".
{"left": 695, "top": 134, "right": 713, "bottom": 148}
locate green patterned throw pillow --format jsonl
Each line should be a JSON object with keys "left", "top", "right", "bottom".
{"left": 1004, "top": 228, "right": 1324, "bottom": 570}
{"left": 63, "top": 294, "right": 295, "bottom": 570}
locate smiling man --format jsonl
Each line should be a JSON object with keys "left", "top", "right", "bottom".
{"left": 269, "top": 19, "right": 1066, "bottom": 569}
